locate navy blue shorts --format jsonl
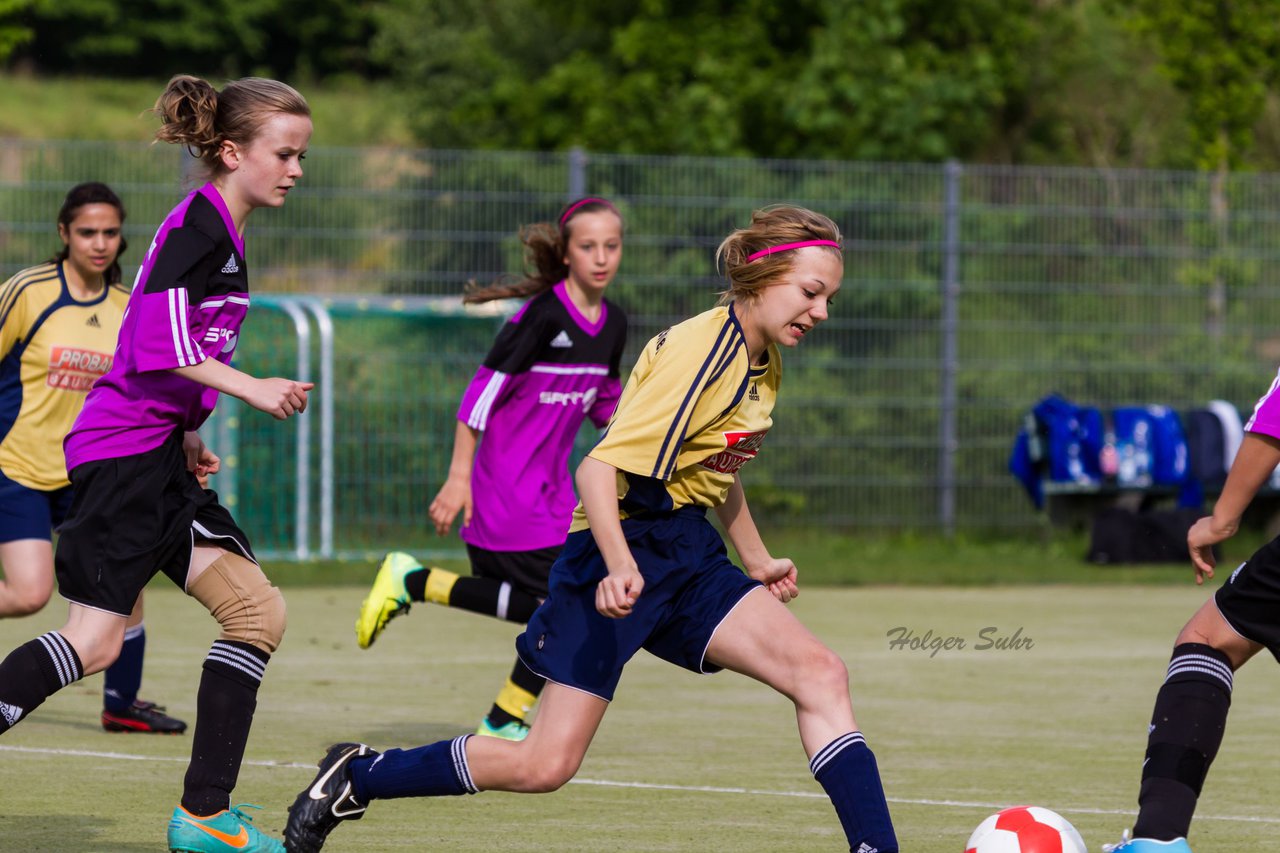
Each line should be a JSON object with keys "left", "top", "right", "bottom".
{"left": 515, "top": 507, "right": 761, "bottom": 701}
{"left": 0, "top": 467, "right": 72, "bottom": 543}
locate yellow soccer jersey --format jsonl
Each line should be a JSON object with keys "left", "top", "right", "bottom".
{"left": 0, "top": 262, "right": 128, "bottom": 490}
{"left": 571, "top": 304, "right": 779, "bottom": 531}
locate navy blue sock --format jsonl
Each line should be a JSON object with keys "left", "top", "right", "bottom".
{"left": 103, "top": 623, "right": 145, "bottom": 713}
{"left": 811, "top": 732, "right": 898, "bottom": 853}
{"left": 350, "top": 735, "right": 479, "bottom": 802}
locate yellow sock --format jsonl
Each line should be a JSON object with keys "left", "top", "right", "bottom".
{"left": 424, "top": 568, "right": 459, "bottom": 606}
{"left": 494, "top": 679, "right": 538, "bottom": 720}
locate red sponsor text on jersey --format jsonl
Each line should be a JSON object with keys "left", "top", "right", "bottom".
{"left": 700, "top": 430, "right": 769, "bottom": 475}
{"left": 47, "top": 346, "right": 113, "bottom": 391}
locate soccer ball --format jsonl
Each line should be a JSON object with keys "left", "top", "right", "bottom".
{"left": 965, "top": 806, "right": 1087, "bottom": 853}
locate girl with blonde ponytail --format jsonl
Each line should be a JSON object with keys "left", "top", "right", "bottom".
{"left": 290, "top": 206, "right": 899, "bottom": 853}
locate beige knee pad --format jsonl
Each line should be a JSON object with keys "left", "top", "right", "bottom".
{"left": 187, "top": 553, "right": 287, "bottom": 653}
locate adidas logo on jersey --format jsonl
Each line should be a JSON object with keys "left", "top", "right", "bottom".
{"left": 85, "top": 314, "right": 101, "bottom": 328}
{"left": 220, "top": 253, "right": 240, "bottom": 274}
{"left": 749, "top": 382, "right": 759, "bottom": 401}
{"left": 856, "top": 844, "right": 879, "bottom": 853}
{"left": 549, "top": 330, "right": 573, "bottom": 348}
{"left": 0, "top": 700, "right": 22, "bottom": 726}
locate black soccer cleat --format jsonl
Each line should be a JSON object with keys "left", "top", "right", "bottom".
{"left": 285, "top": 742, "right": 378, "bottom": 853}
{"left": 101, "top": 699, "right": 188, "bottom": 734}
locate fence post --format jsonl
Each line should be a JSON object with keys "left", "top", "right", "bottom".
{"left": 260, "top": 297, "right": 313, "bottom": 560}
{"left": 298, "top": 298, "right": 335, "bottom": 559}
{"left": 939, "top": 160, "right": 962, "bottom": 537}
{"left": 568, "top": 147, "right": 587, "bottom": 198}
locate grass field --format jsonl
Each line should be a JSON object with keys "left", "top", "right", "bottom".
{"left": 1, "top": 581, "right": 1277, "bottom": 852}
{"left": 0, "top": 73, "right": 415, "bottom": 146}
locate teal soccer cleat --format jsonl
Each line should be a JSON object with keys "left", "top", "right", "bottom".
{"left": 167, "top": 803, "right": 283, "bottom": 853}
{"left": 476, "top": 717, "right": 531, "bottom": 741}
{"left": 1101, "top": 830, "right": 1193, "bottom": 853}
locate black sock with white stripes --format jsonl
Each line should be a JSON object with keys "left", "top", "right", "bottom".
{"left": 1133, "top": 643, "right": 1233, "bottom": 841}
{"left": 811, "top": 732, "right": 898, "bottom": 853}
{"left": 181, "top": 640, "right": 269, "bottom": 815}
{"left": 0, "top": 632, "right": 83, "bottom": 733}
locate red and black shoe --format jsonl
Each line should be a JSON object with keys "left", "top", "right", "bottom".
{"left": 101, "top": 699, "right": 188, "bottom": 734}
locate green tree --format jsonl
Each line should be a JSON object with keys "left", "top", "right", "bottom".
{"left": 0, "top": 0, "right": 33, "bottom": 63}
{"left": 375, "top": 0, "right": 1068, "bottom": 161}
{"left": 1114, "top": 0, "right": 1280, "bottom": 170}
{"left": 14, "top": 0, "right": 381, "bottom": 80}
{"left": 1113, "top": 0, "right": 1280, "bottom": 337}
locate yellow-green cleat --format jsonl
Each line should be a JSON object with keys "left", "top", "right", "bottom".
{"left": 355, "top": 551, "right": 420, "bottom": 649}
{"left": 477, "top": 717, "right": 531, "bottom": 741}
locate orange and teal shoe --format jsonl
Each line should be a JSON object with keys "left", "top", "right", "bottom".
{"left": 167, "top": 803, "right": 283, "bottom": 852}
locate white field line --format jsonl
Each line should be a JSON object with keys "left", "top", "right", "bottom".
{"left": 2, "top": 743, "right": 1278, "bottom": 825}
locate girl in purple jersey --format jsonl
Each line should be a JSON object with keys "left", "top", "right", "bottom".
{"left": 355, "top": 197, "right": 627, "bottom": 741}
{"left": 0, "top": 74, "right": 313, "bottom": 853}
{"left": 290, "top": 206, "right": 898, "bottom": 853}
{"left": 0, "top": 182, "right": 185, "bottom": 735}
{"left": 1104, "top": 385, "right": 1280, "bottom": 852}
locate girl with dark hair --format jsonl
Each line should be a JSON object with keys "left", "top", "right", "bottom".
{"left": 292, "top": 206, "right": 899, "bottom": 853}
{"left": 0, "top": 181, "right": 186, "bottom": 734}
{"left": 0, "top": 74, "right": 315, "bottom": 853}
{"left": 355, "top": 197, "right": 628, "bottom": 741}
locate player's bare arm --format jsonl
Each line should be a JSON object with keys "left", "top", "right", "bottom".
{"left": 576, "top": 455, "right": 642, "bottom": 617}
{"left": 1188, "top": 432, "right": 1280, "bottom": 584}
{"left": 170, "top": 358, "right": 312, "bottom": 420}
{"left": 715, "top": 474, "right": 798, "bottom": 602}
{"left": 428, "top": 421, "right": 478, "bottom": 535}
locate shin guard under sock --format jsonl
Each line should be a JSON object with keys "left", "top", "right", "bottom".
{"left": 181, "top": 640, "right": 269, "bottom": 815}
{"left": 1132, "top": 643, "right": 1233, "bottom": 842}
{"left": 811, "top": 732, "right": 898, "bottom": 853}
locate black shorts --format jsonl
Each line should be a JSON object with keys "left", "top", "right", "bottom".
{"left": 466, "top": 543, "right": 561, "bottom": 600}
{"left": 54, "top": 430, "right": 255, "bottom": 617}
{"left": 1215, "top": 535, "right": 1280, "bottom": 662}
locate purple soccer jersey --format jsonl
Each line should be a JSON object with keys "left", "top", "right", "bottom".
{"left": 457, "top": 281, "right": 627, "bottom": 551}
{"left": 65, "top": 184, "right": 250, "bottom": 470}
{"left": 1245, "top": 366, "right": 1280, "bottom": 442}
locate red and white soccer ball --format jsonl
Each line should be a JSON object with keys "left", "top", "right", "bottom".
{"left": 965, "top": 806, "right": 1087, "bottom": 853}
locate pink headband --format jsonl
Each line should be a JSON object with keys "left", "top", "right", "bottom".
{"left": 559, "top": 197, "right": 618, "bottom": 226}
{"left": 746, "top": 239, "right": 841, "bottom": 263}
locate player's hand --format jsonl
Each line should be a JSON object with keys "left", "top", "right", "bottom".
{"left": 182, "top": 432, "right": 221, "bottom": 482}
{"left": 596, "top": 563, "right": 643, "bottom": 618}
{"left": 747, "top": 557, "right": 799, "bottom": 603}
{"left": 428, "top": 477, "right": 472, "bottom": 536}
{"left": 1188, "top": 515, "right": 1233, "bottom": 585}
{"left": 244, "top": 377, "right": 313, "bottom": 420}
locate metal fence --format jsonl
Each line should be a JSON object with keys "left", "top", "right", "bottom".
{"left": 5, "top": 140, "right": 1280, "bottom": 555}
